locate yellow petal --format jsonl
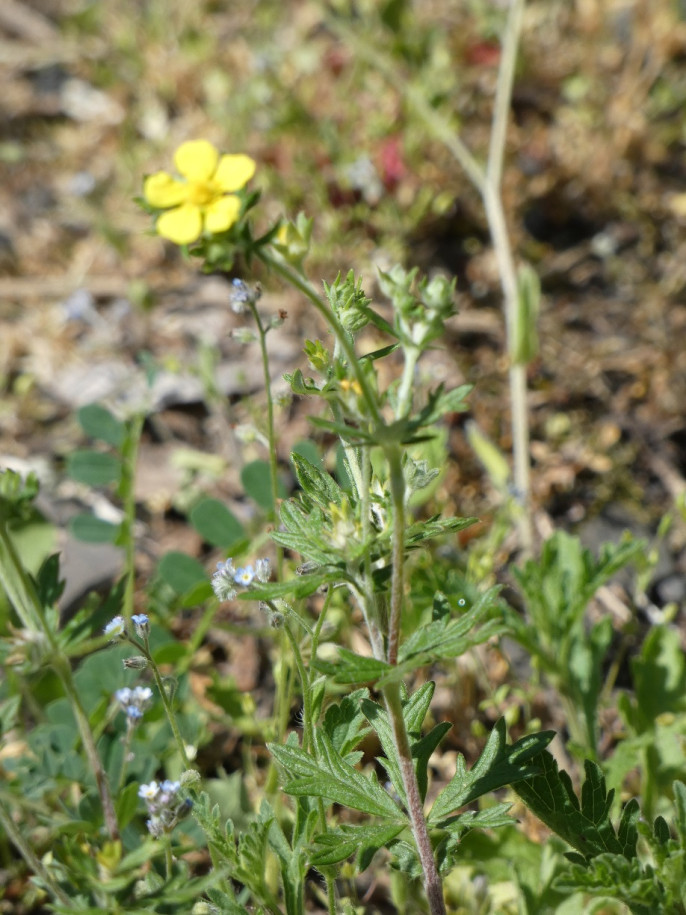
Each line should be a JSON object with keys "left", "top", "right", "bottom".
{"left": 156, "top": 204, "right": 203, "bottom": 244}
{"left": 174, "top": 140, "right": 219, "bottom": 181}
{"left": 214, "top": 154, "right": 256, "bottom": 191}
{"left": 204, "top": 195, "right": 241, "bottom": 234}
{"left": 144, "top": 172, "right": 187, "bottom": 208}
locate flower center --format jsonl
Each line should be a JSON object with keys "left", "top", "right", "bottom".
{"left": 187, "top": 179, "right": 220, "bottom": 207}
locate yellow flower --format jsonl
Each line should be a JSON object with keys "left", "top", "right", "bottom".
{"left": 144, "top": 140, "right": 256, "bottom": 245}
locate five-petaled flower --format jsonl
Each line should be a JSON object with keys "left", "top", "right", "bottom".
{"left": 104, "top": 615, "right": 126, "bottom": 639}
{"left": 144, "top": 140, "right": 256, "bottom": 245}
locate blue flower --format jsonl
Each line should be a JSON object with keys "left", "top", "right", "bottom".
{"left": 234, "top": 566, "right": 255, "bottom": 586}
{"left": 131, "top": 613, "right": 150, "bottom": 638}
{"left": 104, "top": 616, "right": 126, "bottom": 639}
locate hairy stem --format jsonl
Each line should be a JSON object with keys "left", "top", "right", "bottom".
{"left": 138, "top": 637, "right": 190, "bottom": 769}
{"left": 248, "top": 300, "right": 283, "bottom": 576}
{"left": 385, "top": 445, "right": 405, "bottom": 667}
{"left": 384, "top": 682, "right": 446, "bottom": 915}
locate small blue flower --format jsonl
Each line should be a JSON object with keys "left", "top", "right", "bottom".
{"left": 131, "top": 613, "right": 150, "bottom": 638}
{"left": 138, "top": 781, "right": 159, "bottom": 801}
{"left": 234, "top": 566, "right": 255, "bottom": 586}
{"left": 115, "top": 685, "right": 153, "bottom": 724}
{"left": 133, "top": 686, "right": 153, "bottom": 704}
{"left": 104, "top": 616, "right": 126, "bottom": 639}
{"left": 229, "top": 278, "right": 259, "bottom": 313}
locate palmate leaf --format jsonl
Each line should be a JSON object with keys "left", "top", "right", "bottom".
{"left": 512, "top": 751, "right": 640, "bottom": 861}
{"left": 428, "top": 719, "right": 554, "bottom": 826}
{"left": 269, "top": 730, "right": 406, "bottom": 821}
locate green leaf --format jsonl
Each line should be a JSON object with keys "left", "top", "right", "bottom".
{"left": 77, "top": 403, "right": 126, "bottom": 448}
{"left": 437, "top": 802, "right": 515, "bottom": 845}
{"left": 379, "top": 587, "right": 505, "bottom": 685}
{"left": 267, "top": 802, "right": 307, "bottom": 915}
{"left": 512, "top": 753, "right": 639, "bottom": 860}
{"left": 630, "top": 625, "right": 686, "bottom": 731}
{"left": 404, "top": 515, "right": 477, "bottom": 548}
{"left": 512, "top": 531, "right": 644, "bottom": 648}
{"left": 291, "top": 452, "right": 344, "bottom": 508}
{"left": 190, "top": 498, "right": 244, "bottom": 548}
{"left": 241, "top": 459, "right": 286, "bottom": 512}
{"left": 309, "top": 823, "right": 405, "bottom": 868}
{"left": 361, "top": 683, "right": 450, "bottom": 804}
{"left": 238, "top": 570, "right": 334, "bottom": 601}
{"left": 322, "top": 690, "right": 372, "bottom": 757}
{"left": 317, "top": 648, "right": 393, "bottom": 685}
{"left": 653, "top": 815, "right": 670, "bottom": 845}
{"left": 115, "top": 781, "right": 140, "bottom": 830}
{"left": 66, "top": 450, "right": 121, "bottom": 487}
{"left": 269, "top": 730, "right": 406, "bottom": 820}
{"left": 411, "top": 383, "right": 473, "bottom": 430}
{"left": 567, "top": 616, "right": 613, "bottom": 754}
{"left": 434, "top": 804, "right": 516, "bottom": 876}
{"left": 272, "top": 529, "right": 339, "bottom": 566}
{"left": 290, "top": 439, "right": 324, "bottom": 470}
{"left": 34, "top": 553, "right": 65, "bottom": 607}
{"left": 428, "top": 719, "right": 554, "bottom": 825}
{"left": 68, "top": 514, "right": 120, "bottom": 543}
{"left": 157, "top": 551, "right": 208, "bottom": 595}
{"left": 554, "top": 852, "right": 667, "bottom": 912}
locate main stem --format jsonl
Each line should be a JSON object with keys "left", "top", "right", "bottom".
{"left": 383, "top": 443, "right": 446, "bottom": 915}
{"left": 384, "top": 683, "right": 446, "bottom": 915}
{"left": 260, "top": 248, "right": 444, "bottom": 912}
